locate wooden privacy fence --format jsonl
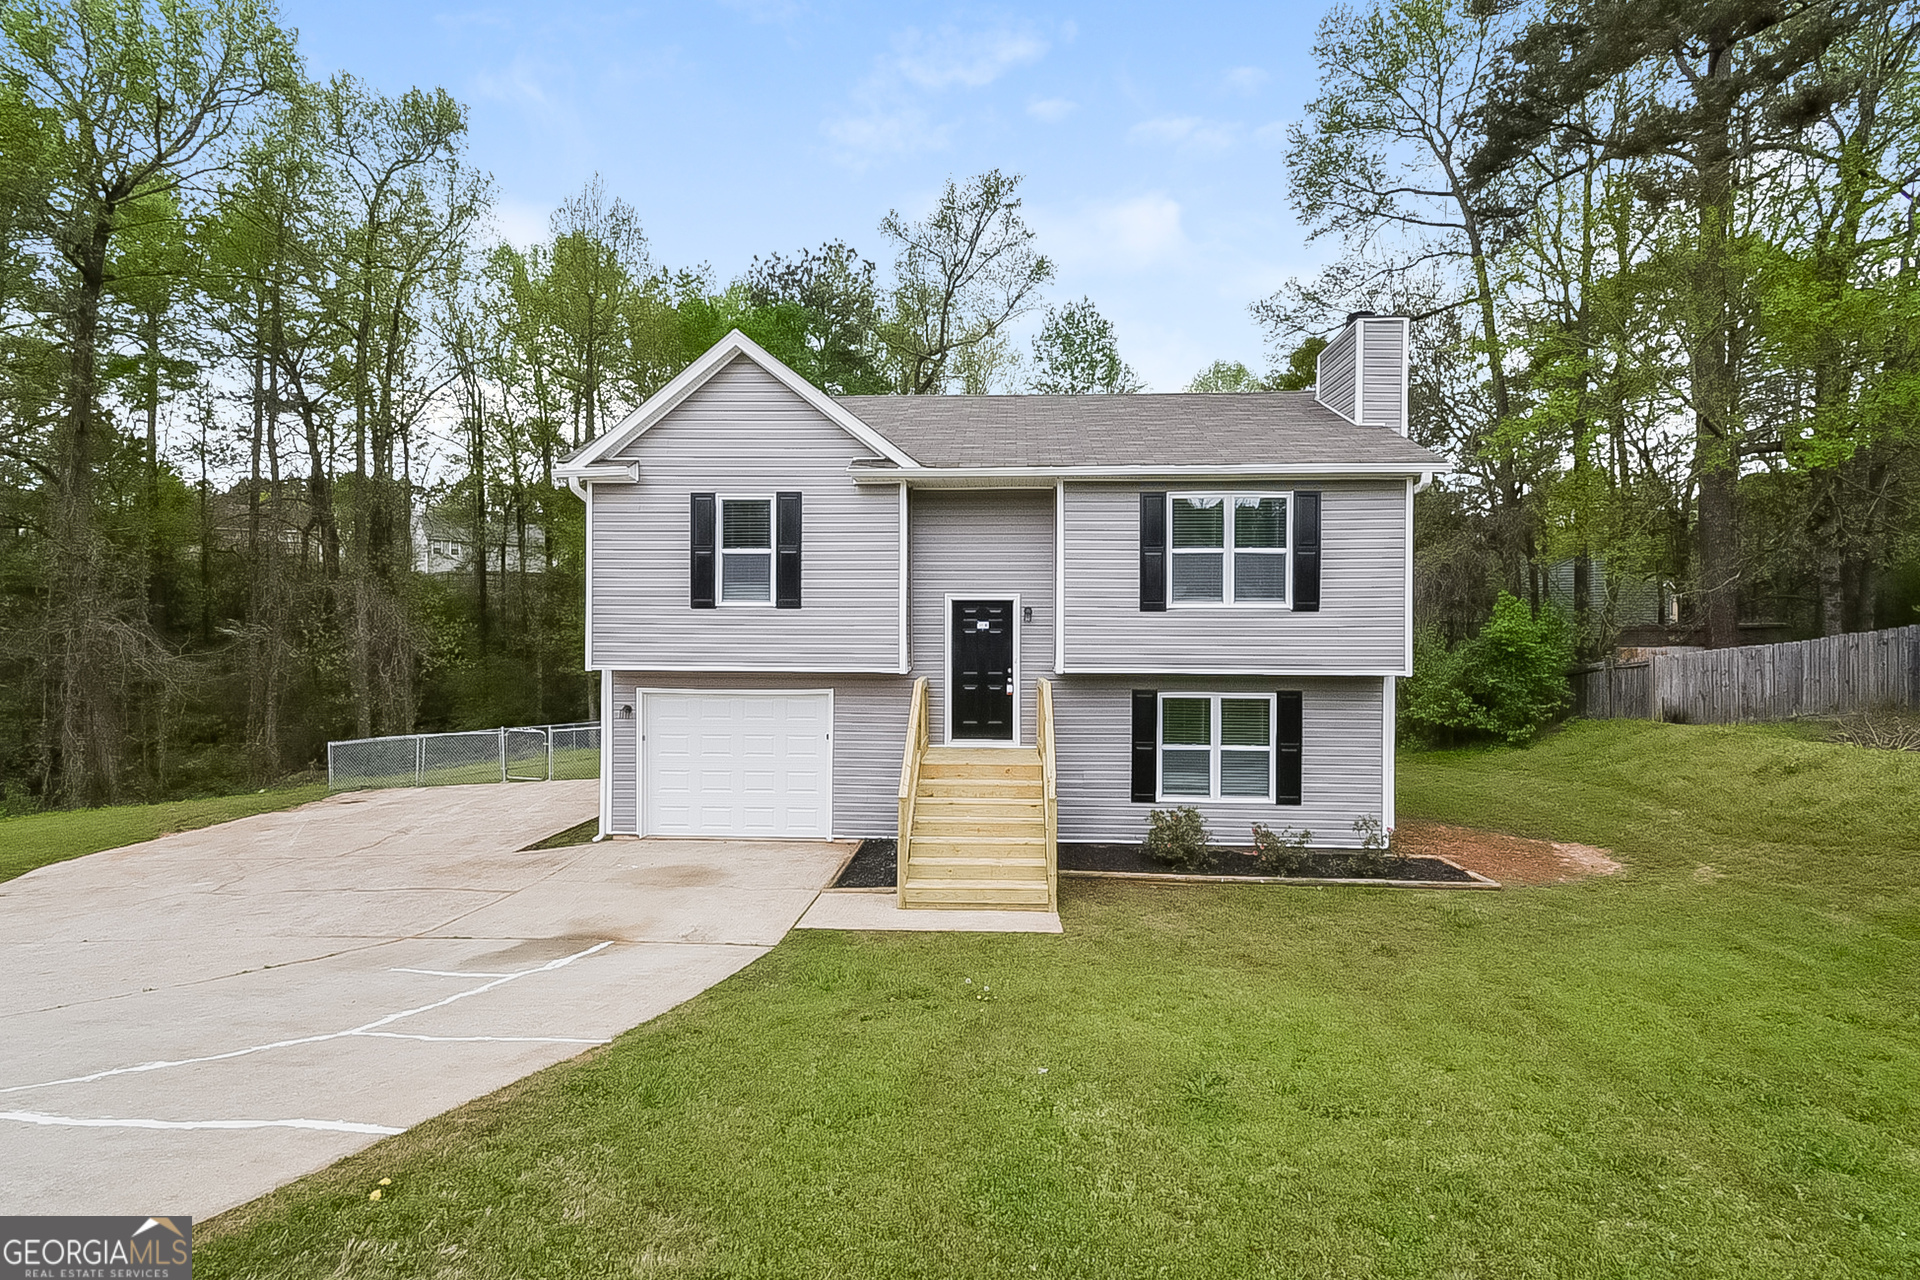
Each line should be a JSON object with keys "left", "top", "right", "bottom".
{"left": 1573, "top": 625, "right": 1920, "bottom": 725}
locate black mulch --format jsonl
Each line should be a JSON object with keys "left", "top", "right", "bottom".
{"left": 833, "top": 837, "right": 1475, "bottom": 886}
{"left": 833, "top": 838, "right": 897, "bottom": 888}
{"left": 1061, "top": 843, "right": 1477, "bottom": 883}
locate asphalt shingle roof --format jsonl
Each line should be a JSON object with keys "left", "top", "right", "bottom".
{"left": 831, "top": 392, "right": 1446, "bottom": 470}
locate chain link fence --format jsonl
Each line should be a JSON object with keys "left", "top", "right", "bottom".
{"left": 328, "top": 723, "right": 600, "bottom": 791}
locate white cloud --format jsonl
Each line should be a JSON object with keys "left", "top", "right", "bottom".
{"left": 823, "top": 21, "right": 1053, "bottom": 164}
{"left": 470, "top": 56, "right": 554, "bottom": 110}
{"left": 892, "top": 25, "right": 1048, "bottom": 90}
{"left": 1027, "top": 96, "right": 1077, "bottom": 123}
{"left": 1128, "top": 116, "right": 1238, "bottom": 153}
{"left": 1222, "top": 66, "right": 1268, "bottom": 96}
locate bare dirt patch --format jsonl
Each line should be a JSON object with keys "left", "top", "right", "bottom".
{"left": 1395, "top": 819, "right": 1623, "bottom": 886}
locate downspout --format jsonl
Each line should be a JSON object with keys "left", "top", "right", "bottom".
{"left": 565, "top": 472, "right": 608, "bottom": 840}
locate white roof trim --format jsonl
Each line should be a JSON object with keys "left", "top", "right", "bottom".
{"left": 561, "top": 330, "right": 921, "bottom": 471}
{"left": 850, "top": 462, "right": 1451, "bottom": 485}
{"left": 554, "top": 461, "right": 640, "bottom": 483}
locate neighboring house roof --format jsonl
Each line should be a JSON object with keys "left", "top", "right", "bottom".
{"left": 555, "top": 329, "right": 1451, "bottom": 483}
{"left": 832, "top": 392, "right": 1446, "bottom": 470}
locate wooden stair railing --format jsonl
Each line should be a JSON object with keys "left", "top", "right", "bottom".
{"left": 1036, "top": 677, "right": 1059, "bottom": 912}
{"left": 896, "top": 677, "right": 930, "bottom": 908}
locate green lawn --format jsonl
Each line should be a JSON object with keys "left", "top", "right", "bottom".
{"left": 199, "top": 720, "right": 1919, "bottom": 1278}
{"left": 0, "top": 784, "right": 329, "bottom": 885}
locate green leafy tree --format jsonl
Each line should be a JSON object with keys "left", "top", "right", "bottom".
{"left": 1, "top": 0, "right": 295, "bottom": 804}
{"left": 876, "top": 169, "right": 1054, "bottom": 394}
{"left": 1029, "top": 297, "right": 1142, "bottom": 394}
{"left": 546, "top": 173, "right": 647, "bottom": 447}
{"left": 740, "top": 241, "right": 888, "bottom": 394}
{"left": 1186, "top": 360, "right": 1272, "bottom": 393}
{"left": 1471, "top": 0, "right": 1897, "bottom": 648}
{"left": 1187, "top": 338, "right": 1325, "bottom": 393}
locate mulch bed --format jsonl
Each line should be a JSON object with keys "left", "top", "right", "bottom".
{"left": 1058, "top": 843, "right": 1478, "bottom": 884}
{"left": 832, "top": 824, "right": 1623, "bottom": 890}
{"left": 833, "top": 838, "right": 897, "bottom": 889}
{"left": 832, "top": 837, "right": 1480, "bottom": 887}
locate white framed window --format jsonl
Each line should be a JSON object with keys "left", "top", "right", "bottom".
{"left": 1169, "top": 492, "right": 1291, "bottom": 606}
{"left": 1158, "top": 693, "right": 1275, "bottom": 802}
{"left": 718, "top": 495, "right": 773, "bottom": 605}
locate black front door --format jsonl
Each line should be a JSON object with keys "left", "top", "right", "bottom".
{"left": 950, "top": 599, "right": 1015, "bottom": 741}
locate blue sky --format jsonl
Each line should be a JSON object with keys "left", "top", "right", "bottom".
{"left": 283, "top": 1, "right": 1341, "bottom": 391}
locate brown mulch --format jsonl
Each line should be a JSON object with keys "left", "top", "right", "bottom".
{"left": 1394, "top": 819, "right": 1623, "bottom": 886}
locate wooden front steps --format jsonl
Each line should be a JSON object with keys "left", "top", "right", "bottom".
{"left": 902, "top": 747, "right": 1050, "bottom": 909}
{"left": 896, "top": 681, "right": 1059, "bottom": 913}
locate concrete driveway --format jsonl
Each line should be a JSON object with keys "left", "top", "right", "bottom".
{"left": 0, "top": 783, "right": 851, "bottom": 1219}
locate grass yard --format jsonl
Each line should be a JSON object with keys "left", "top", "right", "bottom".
{"left": 0, "top": 784, "right": 328, "bottom": 885}
{"left": 199, "top": 719, "right": 1919, "bottom": 1279}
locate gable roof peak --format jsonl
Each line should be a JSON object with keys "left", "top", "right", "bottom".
{"left": 557, "top": 329, "right": 920, "bottom": 476}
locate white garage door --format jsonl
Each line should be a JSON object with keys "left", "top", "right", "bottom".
{"left": 640, "top": 692, "right": 832, "bottom": 838}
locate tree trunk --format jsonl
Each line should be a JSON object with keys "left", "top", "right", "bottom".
{"left": 51, "top": 213, "right": 119, "bottom": 807}
{"left": 1690, "top": 44, "right": 1742, "bottom": 650}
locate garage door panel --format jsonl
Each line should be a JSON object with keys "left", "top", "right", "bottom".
{"left": 641, "top": 692, "right": 832, "bottom": 838}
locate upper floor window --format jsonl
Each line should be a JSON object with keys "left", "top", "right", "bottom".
{"left": 720, "top": 496, "right": 773, "bottom": 604}
{"left": 1170, "top": 493, "right": 1290, "bottom": 606}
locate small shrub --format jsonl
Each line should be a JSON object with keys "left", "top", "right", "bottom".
{"left": 1250, "top": 823, "right": 1314, "bottom": 876}
{"left": 1350, "top": 815, "right": 1395, "bottom": 876}
{"left": 1144, "top": 806, "right": 1212, "bottom": 872}
{"left": 1400, "top": 592, "right": 1574, "bottom": 747}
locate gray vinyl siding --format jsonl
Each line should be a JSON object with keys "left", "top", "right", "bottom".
{"left": 606, "top": 670, "right": 912, "bottom": 837}
{"left": 1358, "top": 317, "right": 1407, "bottom": 435}
{"left": 590, "top": 355, "right": 901, "bottom": 671}
{"left": 604, "top": 671, "right": 1386, "bottom": 844}
{"left": 1315, "top": 324, "right": 1357, "bottom": 420}
{"left": 1053, "top": 675, "right": 1386, "bottom": 846}
{"left": 908, "top": 488, "right": 1057, "bottom": 745}
{"left": 1061, "top": 481, "right": 1409, "bottom": 673}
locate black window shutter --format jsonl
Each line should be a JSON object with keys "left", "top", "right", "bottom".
{"left": 689, "top": 493, "right": 716, "bottom": 609}
{"left": 1276, "top": 690, "right": 1303, "bottom": 805}
{"left": 1131, "top": 690, "right": 1158, "bottom": 802}
{"left": 775, "top": 491, "right": 802, "bottom": 609}
{"left": 1293, "top": 491, "right": 1321, "bottom": 612}
{"left": 1139, "top": 491, "right": 1167, "bottom": 612}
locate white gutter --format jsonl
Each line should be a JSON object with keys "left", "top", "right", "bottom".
{"left": 852, "top": 462, "right": 1453, "bottom": 486}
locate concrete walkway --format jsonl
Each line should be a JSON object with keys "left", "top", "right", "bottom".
{"left": 0, "top": 784, "right": 851, "bottom": 1219}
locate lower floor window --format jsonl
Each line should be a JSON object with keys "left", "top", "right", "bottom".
{"left": 1160, "top": 693, "right": 1274, "bottom": 801}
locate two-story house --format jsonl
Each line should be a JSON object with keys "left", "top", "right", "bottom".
{"left": 558, "top": 312, "right": 1447, "bottom": 909}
